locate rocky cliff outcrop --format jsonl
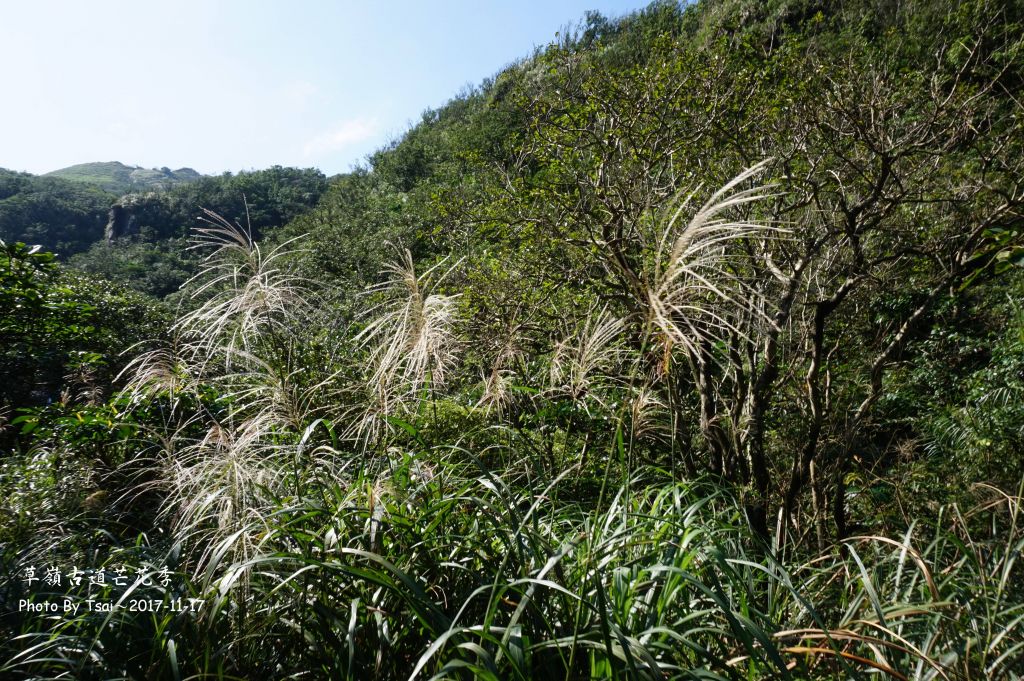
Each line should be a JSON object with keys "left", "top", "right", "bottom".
{"left": 105, "top": 203, "right": 136, "bottom": 242}
{"left": 103, "top": 193, "right": 168, "bottom": 242}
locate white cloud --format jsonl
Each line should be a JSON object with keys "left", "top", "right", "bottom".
{"left": 303, "top": 117, "right": 380, "bottom": 157}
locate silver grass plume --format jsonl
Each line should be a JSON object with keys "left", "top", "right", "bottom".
{"left": 628, "top": 383, "right": 669, "bottom": 440}
{"left": 117, "top": 212, "right": 320, "bottom": 571}
{"left": 352, "top": 246, "right": 461, "bottom": 441}
{"left": 646, "top": 161, "right": 780, "bottom": 359}
{"left": 548, "top": 306, "right": 625, "bottom": 414}
{"left": 175, "top": 209, "right": 310, "bottom": 368}
{"left": 476, "top": 326, "right": 526, "bottom": 416}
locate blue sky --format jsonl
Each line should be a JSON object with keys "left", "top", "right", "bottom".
{"left": 0, "top": 1, "right": 654, "bottom": 176}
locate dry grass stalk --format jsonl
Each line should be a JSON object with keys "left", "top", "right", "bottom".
{"left": 548, "top": 306, "right": 625, "bottom": 413}
{"left": 646, "top": 160, "right": 780, "bottom": 358}
{"left": 176, "top": 209, "right": 310, "bottom": 369}
{"left": 352, "top": 245, "right": 461, "bottom": 441}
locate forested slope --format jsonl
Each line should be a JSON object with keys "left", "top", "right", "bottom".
{"left": 2, "top": 0, "right": 1023, "bottom": 678}
{"left": 0, "top": 169, "right": 115, "bottom": 256}
{"left": 280, "top": 0, "right": 1024, "bottom": 516}
{"left": 0, "top": 165, "right": 328, "bottom": 296}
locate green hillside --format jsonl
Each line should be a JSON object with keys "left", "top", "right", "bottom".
{"left": 45, "top": 161, "right": 202, "bottom": 194}
{"left": 0, "top": 168, "right": 115, "bottom": 255}
{"left": 2, "top": 0, "right": 1024, "bottom": 679}
{"left": 0, "top": 165, "right": 328, "bottom": 296}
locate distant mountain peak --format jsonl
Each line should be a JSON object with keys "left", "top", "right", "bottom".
{"left": 44, "top": 161, "right": 203, "bottom": 195}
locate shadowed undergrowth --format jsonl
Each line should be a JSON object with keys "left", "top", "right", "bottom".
{"left": 2, "top": 459, "right": 1022, "bottom": 680}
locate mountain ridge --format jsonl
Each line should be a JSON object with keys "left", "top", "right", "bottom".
{"left": 45, "top": 161, "right": 202, "bottom": 194}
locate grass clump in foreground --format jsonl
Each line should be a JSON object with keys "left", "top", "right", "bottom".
{"left": 2, "top": 457, "right": 1022, "bottom": 679}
